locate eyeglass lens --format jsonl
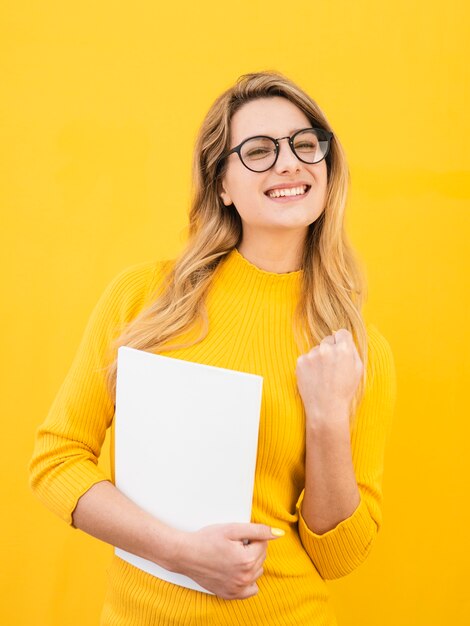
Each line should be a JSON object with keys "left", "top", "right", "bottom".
{"left": 240, "top": 129, "right": 330, "bottom": 172}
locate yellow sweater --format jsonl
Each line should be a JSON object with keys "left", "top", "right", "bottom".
{"left": 29, "top": 247, "right": 397, "bottom": 626}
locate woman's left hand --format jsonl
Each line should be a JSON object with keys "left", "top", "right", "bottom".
{"left": 295, "top": 328, "right": 364, "bottom": 426}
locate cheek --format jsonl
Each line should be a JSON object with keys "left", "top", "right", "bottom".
{"left": 234, "top": 190, "right": 264, "bottom": 218}
{"left": 229, "top": 174, "right": 262, "bottom": 204}
{"left": 320, "top": 176, "right": 328, "bottom": 201}
{"left": 312, "top": 165, "right": 328, "bottom": 199}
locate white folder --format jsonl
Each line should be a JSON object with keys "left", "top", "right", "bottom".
{"left": 113, "top": 346, "right": 264, "bottom": 594}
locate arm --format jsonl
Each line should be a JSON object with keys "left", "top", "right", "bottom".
{"left": 71, "top": 480, "right": 184, "bottom": 571}
{"left": 296, "top": 324, "right": 397, "bottom": 579}
{"left": 29, "top": 261, "right": 158, "bottom": 522}
{"left": 28, "top": 260, "right": 183, "bottom": 570}
{"left": 301, "top": 418, "right": 361, "bottom": 535}
{"left": 72, "top": 481, "right": 286, "bottom": 600}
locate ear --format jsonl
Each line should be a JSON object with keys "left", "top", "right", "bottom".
{"left": 219, "top": 181, "right": 233, "bottom": 207}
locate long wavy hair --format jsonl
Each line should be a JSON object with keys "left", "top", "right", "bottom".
{"left": 103, "top": 70, "right": 369, "bottom": 426}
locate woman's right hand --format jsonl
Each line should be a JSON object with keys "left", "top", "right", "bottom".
{"left": 172, "top": 523, "right": 285, "bottom": 600}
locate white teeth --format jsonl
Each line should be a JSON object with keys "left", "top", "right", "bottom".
{"left": 267, "top": 185, "right": 308, "bottom": 198}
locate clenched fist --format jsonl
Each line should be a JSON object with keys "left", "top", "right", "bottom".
{"left": 295, "top": 328, "right": 364, "bottom": 425}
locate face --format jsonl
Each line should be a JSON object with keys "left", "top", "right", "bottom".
{"left": 219, "top": 96, "right": 328, "bottom": 234}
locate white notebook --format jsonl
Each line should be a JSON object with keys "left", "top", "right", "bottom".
{"left": 113, "top": 346, "right": 264, "bottom": 594}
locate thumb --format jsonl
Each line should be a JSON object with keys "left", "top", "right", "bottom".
{"left": 225, "top": 523, "right": 285, "bottom": 543}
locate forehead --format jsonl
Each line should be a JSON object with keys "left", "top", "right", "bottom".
{"left": 230, "top": 96, "right": 312, "bottom": 143}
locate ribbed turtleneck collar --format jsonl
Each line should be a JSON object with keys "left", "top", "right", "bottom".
{"left": 231, "top": 247, "right": 303, "bottom": 278}
{"left": 216, "top": 247, "right": 303, "bottom": 302}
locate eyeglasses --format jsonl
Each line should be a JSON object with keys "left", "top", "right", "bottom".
{"left": 216, "top": 127, "right": 333, "bottom": 173}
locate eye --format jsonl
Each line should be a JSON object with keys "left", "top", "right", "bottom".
{"left": 241, "top": 137, "right": 276, "bottom": 161}
{"left": 246, "top": 148, "right": 272, "bottom": 158}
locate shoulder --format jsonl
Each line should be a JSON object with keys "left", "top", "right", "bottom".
{"left": 104, "top": 258, "right": 168, "bottom": 293}
{"left": 365, "top": 322, "right": 395, "bottom": 365}
{"left": 364, "top": 321, "right": 397, "bottom": 409}
{"left": 95, "top": 257, "right": 174, "bottom": 324}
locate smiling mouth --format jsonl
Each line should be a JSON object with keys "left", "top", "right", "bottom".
{"left": 265, "top": 184, "right": 311, "bottom": 200}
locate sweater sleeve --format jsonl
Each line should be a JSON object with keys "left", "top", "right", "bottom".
{"left": 28, "top": 260, "right": 167, "bottom": 526}
{"left": 295, "top": 323, "right": 397, "bottom": 580}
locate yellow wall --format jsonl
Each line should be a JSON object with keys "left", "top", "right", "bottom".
{"left": 2, "top": 1, "right": 468, "bottom": 624}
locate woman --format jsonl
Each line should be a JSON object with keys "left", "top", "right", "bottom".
{"left": 29, "top": 70, "right": 397, "bottom": 625}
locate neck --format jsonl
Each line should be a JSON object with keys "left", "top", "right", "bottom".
{"left": 237, "top": 230, "right": 306, "bottom": 274}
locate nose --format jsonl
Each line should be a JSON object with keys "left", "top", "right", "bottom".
{"left": 273, "top": 137, "right": 301, "bottom": 172}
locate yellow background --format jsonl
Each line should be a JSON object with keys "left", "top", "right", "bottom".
{"left": 2, "top": 1, "right": 469, "bottom": 624}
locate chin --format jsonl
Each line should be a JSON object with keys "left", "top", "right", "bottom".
{"left": 279, "top": 208, "right": 321, "bottom": 227}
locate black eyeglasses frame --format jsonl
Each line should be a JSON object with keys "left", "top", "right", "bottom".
{"left": 216, "top": 127, "right": 334, "bottom": 174}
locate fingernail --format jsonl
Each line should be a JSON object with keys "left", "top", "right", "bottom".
{"left": 271, "top": 527, "right": 285, "bottom": 536}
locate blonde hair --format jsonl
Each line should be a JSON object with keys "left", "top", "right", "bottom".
{"left": 103, "top": 70, "right": 369, "bottom": 425}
